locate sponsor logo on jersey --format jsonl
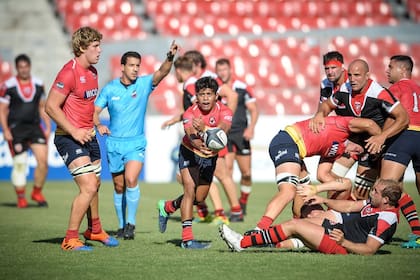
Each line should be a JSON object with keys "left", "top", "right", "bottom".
{"left": 56, "top": 82, "right": 64, "bottom": 89}
{"left": 327, "top": 141, "right": 339, "bottom": 157}
{"left": 80, "top": 76, "right": 86, "bottom": 83}
{"left": 84, "top": 88, "right": 98, "bottom": 99}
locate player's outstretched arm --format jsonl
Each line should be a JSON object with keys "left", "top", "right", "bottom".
{"left": 153, "top": 40, "right": 179, "bottom": 86}
{"left": 305, "top": 194, "right": 364, "bottom": 213}
{"left": 297, "top": 177, "right": 352, "bottom": 197}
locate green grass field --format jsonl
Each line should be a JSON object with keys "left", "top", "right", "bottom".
{"left": 1, "top": 180, "right": 419, "bottom": 280}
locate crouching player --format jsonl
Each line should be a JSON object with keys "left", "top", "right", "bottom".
{"left": 157, "top": 76, "right": 233, "bottom": 249}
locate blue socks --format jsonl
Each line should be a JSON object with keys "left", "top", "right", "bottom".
{"left": 125, "top": 185, "right": 140, "bottom": 225}
{"left": 113, "top": 191, "right": 126, "bottom": 229}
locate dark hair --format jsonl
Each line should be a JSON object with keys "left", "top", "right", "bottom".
{"left": 390, "top": 55, "right": 414, "bottom": 73}
{"left": 174, "top": 55, "right": 194, "bottom": 71}
{"left": 195, "top": 76, "right": 219, "bottom": 94}
{"left": 121, "top": 51, "right": 141, "bottom": 65}
{"left": 184, "top": 50, "right": 207, "bottom": 69}
{"left": 323, "top": 51, "right": 344, "bottom": 65}
{"left": 215, "top": 58, "right": 230, "bottom": 67}
{"left": 15, "top": 54, "right": 31, "bottom": 67}
{"left": 378, "top": 179, "right": 402, "bottom": 207}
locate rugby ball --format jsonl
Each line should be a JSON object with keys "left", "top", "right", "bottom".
{"left": 204, "top": 127, "right": 228, "bottom": 151}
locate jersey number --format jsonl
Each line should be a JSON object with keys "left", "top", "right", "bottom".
{"left": 413, "top": 92, "right": 419, "bottom": 113}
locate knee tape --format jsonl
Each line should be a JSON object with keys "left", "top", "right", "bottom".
{"left": 70, "top": 163, "right": 101, "bottom": 178}
{"left": 276, "top": 172, "right": 299, "bottom": 187}
{"left": 331, "top": 162, "right": 351, "bottom": 178}
{"left": 298, "top": 174, "right": 311, "bottom": 185}
{"left": 11, "top": 152, "right": 28, "bottom": 186}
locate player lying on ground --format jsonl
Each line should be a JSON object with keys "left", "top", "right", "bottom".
{"left": 220, "top": 179, "right": 401, "bottom": 255}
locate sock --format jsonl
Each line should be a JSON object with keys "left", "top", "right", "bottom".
{"left": 399, "top": 193, "right": 420, "bottom": 235}
{"left": 196, "top": 202, "right": 209, "bottom": 218}
{"left": 113, "top": 191, "right": 125, "bottom": 229}
{"left": 87, "top": 217, "right": 92, "bottom": 232}
{"left": 257, "top": 215, "right": 274, "bottom": 230}
{"left": 230, "top": 205, "right": 243, "bottom": 216}
{"left": 15, "top": 188, "right": 25, "bottom": 198}
{"left": 214, "top": 209, "right": 225, "bottom": 217}
{"left": 172, "top": 194, "right": 184, "bottom": 212}
{"left": 241, "top": 225, "right": 287, "bottom": 248}
{"left": 126, "top": 185, "right": 140, "bottom": 226}
{"left": 91, "top": 217, "right": 102, "bottom": 234}
{"left": 65, "top": 229, "right": 79, "bottom": 241}
{"left": 240, "top": 185, "right": 252, "bottom": 204}
{"left": 32, "top": 185, "right": 42, "bottom": 194}
{"left": 164, "top": 200, "right": 176, "bottom": 214}
{"left": 181, "top": 219, "right": 193, "bottom": 242}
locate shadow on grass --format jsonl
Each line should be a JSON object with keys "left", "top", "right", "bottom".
{"left": 152, "top": 239, "right": 213, "bottom": 248}
{"left": 388, "top": 237, "right": 408, "bottom": 246}
{"left": 168, "top": 216, "right": 182, "bottom": 222}
{"left": 0, "top": 202, "right": 48, "bottom": 208}
{"left": 33, "top": 237, "right": 63, "bottom": 244}
{"left": 376, "top": 250, "right": 392, "bottom": 255}
{"left": 217, "top": 247, "right": 315, "bottom": 254}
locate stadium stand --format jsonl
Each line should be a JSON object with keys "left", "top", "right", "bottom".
{"left": 406, "top": 0, "right": 420, "bottom": 23}
{"left": 1, "top": 0, "right": 419, "bottom": 115}
{"left": 146, "top": 0, "right": 398, "bottom": 36}
{"left": 54, "top": 0, "right": 146, "bottom": 41}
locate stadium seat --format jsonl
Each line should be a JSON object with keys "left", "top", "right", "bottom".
{"left": 407, "top": 0, "right": 420, "bottom": 22}
{"left": 55, "top": 0, "right": 144, "bottom": 41}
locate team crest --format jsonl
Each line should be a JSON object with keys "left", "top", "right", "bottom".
{"left": 354, "top": 101, "right": 362, "bottom": 114}
{"left": 361, "top": 205, "right": 379, "bottom": 216}
{"left": 209, "top": 117, "right": 216, "bottom": 125}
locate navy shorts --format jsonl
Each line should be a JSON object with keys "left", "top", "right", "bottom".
{"left": 383, "top": 130, "right": 420, "bottom": 172}
{"left": 227, "top": 131, "right": 251, "bottom": 155}
{"left": 9, "top": 124, "right": 47, "bottom": 155}
{"left": 268, "top": 130, "right": 302, "bottom": 168}
{"left": 54, "top": 134, "right": 101, "bottom": 167}
{"left": 178, "top": 144, "right": 217, "bottom": 185}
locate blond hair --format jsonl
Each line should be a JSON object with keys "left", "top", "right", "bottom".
{"left": 71, "top": 26, "right": 102, "bottom": 57}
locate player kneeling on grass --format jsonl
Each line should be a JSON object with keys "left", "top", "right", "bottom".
{"left": 158, "top": 76, "right": 233, "bottom": 249}
{"left": 220, "top": 179, "right": 401, "bottom": 255}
